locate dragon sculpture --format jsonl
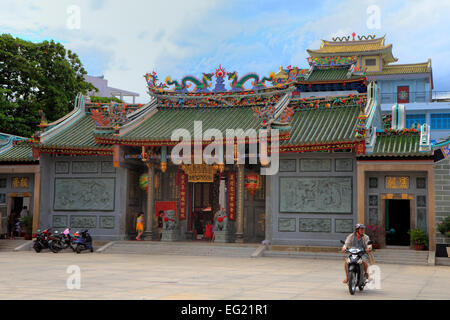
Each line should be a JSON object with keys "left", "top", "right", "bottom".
{"left": 227, "top": 72, "right": 274, "bottom": 91}
{"left": 144, "top": 71, "right": 168, "bottom": 91}
{"left": 165, "top": 73, "right": 214, "bottom": 92}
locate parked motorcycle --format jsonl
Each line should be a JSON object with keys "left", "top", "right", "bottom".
{"left": 340, "top": 240, "right": 373, "bottom": 295}
{"left": 49, "top": 228, "right": 75, "bottom": 253}
{"left": 72, "top": 229, "right": 93, "bottom": 254}
{"left": 33, "top": 228, "right": 53, "bottom": 253}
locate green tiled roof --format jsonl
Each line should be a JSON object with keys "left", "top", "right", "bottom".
{"left": 40, "top": 114, "right": 111, "bottom": 150}
{"left": 283, "top": 105, "right": 360, "bottom": 145}
{"left": 305, "top": 68, "right": 363, "bottom": 82}
{"left": 0, "top": 144, "right": 34, "bottom": 162}
{"left": 119, "top": 107, "right": 259, "bottom": 142}
{"left": 361, "top": 134, "right": 432, "bottom": 157}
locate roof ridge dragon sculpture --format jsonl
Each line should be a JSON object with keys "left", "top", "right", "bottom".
{"left": 165, "top": 73, "right": 214, "bottom": 92}
{"left": 227, "top": 71, "right": 274, "bottom": 91}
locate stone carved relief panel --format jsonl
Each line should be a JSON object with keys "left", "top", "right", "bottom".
{"left": 335, "top": 219, "right": 353, "bottom": 233}
{"left": 278, "top": 218, "right": 296, "bottom": 232}
{"left": 72, "top": 161, "right": 99, "bottom": 174}
{"left": 299, "top": 218, "right": 331, "bottom": 232}
{"left": 279, "top": 159, "right": 297, "bottom": 172}
{"left": 279, "top": 177, "right": 352, "bottom": 213}
{"left": 99, "top": 216, "right": 115, "bottom": 229}
{"left": 54, "top": 178, "right": 115, "bottom": 211}
{"left": 55, "top": 161, "right": 69, "bottom": 174}
{"left": 70, "top": 215, "right": 97, "bottom": 228}
{"left": 300, "top": 159, "right": 331, "bottom": 172}
{"left": 101, "top": 161, "right": 116, "bottom": 173}
{"left": 52, "top": 215, "right": 68, "bottom": 228}
{"left": 335, "top": 159, "right": 353, "bottom": 172}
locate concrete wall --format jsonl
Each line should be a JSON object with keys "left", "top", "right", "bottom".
{"left": 39, "top": 154, "right": 128, "bottom": 241}
{"left": 267, "top": 152, "right": 357, "bottom": 246}
{"left": 434, "top": 157, "right": 450, "bottom": 245}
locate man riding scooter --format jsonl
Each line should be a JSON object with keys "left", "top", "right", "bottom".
{"left": 341, "top": 224, "right": 372, "bottom": 284}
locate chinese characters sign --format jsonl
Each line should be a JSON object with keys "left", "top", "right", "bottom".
{"left": 385, "top": 176, "right": 409, "bottom": 189}
{"left": 227, "top": 171, "right": 236, "bottom": 221}
{"left": 12, "top": 177, "right": 29, "bottom": 189}
{"left": 179, "top": 172, "right": 187, "bottom": 220}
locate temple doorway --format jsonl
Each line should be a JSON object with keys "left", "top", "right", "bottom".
{"left": 385, "top": 199, "right": 410, "bottom": 246}
{"left": 191, "top": 182, "right": 216, "bottom": 240}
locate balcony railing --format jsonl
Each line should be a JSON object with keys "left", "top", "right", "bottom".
{"left": 380, "top": 91, "right": 450, "bottom": 104}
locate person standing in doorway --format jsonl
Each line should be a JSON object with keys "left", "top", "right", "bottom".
{"left": 136, "top": 212, "right": 144, "bottom": 241}
{"left": 8, "top": 212, "right": 17, "bottom": 240}
{"left": 157, "top": 211, "right": 164, "bottom": 241}
{"left": 19, "top": 206, "right": 28, "bottom": 218}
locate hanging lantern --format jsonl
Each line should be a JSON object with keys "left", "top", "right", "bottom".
{"left": 139, "top": 173, "right": 148, "bottom": 192}
{"left": 245, "top": 173, "right": 260, "bottom": 203}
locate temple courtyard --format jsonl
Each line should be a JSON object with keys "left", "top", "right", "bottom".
{"left": 0, "top": 251, "right": 449, "bottom": 300}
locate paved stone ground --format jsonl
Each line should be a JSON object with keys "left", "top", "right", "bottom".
{"left": 0, "top": 251, "right": 449, "bottom": 300}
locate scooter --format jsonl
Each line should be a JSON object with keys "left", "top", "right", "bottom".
{"left": 49, "top": 228, "right": 75, "bottom": 253}
{"left": 33, "top": 228, "right": 53, "bottom": 253}
{"left": 72, "top": 229, "right": 93, "bottom": 254}
{"left": 340, "top": 240, "right": 373, "bottom": 295}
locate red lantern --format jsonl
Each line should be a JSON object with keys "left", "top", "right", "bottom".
{"left": 245, "top": 173, "right": 260, "bottom": 203}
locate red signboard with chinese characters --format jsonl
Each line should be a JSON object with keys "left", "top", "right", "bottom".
{"left": 227, "top": 171, "right": 236, "bottom": 220}
{"left": 397, "top": 86, "right": 409, "bottom": 103}
{"left": 179, "top": 172, "right": 187, "bottom": 220}
{"left": 155, "top": 201, "right": 177, "bottom": 218}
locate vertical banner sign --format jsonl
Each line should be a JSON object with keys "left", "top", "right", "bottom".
{"left": 179, "top": 172, "right": 187, "bottom": 220}
{"left": 397, "top": 86, "right": 409, "bottom": 103}
{"left": 113, "top": 145, "right": 120, "bottom": 168}
{"left": 227, "top": 171, "right": 236, "bottom": 220}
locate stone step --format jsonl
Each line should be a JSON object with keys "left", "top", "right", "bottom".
{"left": 103, "top": 242, "right": 257, "bottom": 258}
{"left": 0, "top": 240, "right": 31, "bottom": 252}
{"left": 263, "top": 250, "right": 429, "bottom": 266}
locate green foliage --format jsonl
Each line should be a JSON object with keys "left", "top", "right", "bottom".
{"left": 408, "top": 229, "right": 428, "bottom": 246}
{"left": 90, "top": 96, "right": 123, "bottom": 103}
{"left": 437, "top": 216, "right": 450, "bottom": 237}
{"left": 0, "top": 34, "right": 96, "bottom": 137}
{"left": 20, "top": 216, "right": 33, "bottom": 234}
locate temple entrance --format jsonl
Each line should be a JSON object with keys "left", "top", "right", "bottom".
{"left": 385, "top": 199, "right": 410, "bottom": 246}
{"left": 191, "top": 182, "right": 217, "bottom": 240}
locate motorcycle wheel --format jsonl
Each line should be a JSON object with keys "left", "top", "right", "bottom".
{"left": 76, "top": 245, "right": 82, "bottom": 254}
{"left": 348, "top": 271, "right": 357, "bottom": 295}
{"left": 49, "top": 241, "right": 62, "bottom": 253}
{"left": 33, "top": 242, "right": 42, "bottom": 253}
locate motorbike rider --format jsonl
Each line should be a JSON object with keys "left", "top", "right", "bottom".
{"left": 341, "top": 224, "right": 372, "bottom": 284}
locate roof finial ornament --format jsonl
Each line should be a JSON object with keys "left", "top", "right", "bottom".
{"left": 352, "top": 32, "right": 356, "bottom": 41}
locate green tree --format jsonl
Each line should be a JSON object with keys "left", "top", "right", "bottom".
{"left": 0, "top": 34, "right": 96, "bottom": 137}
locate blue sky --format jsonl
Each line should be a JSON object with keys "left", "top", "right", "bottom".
{"left": 2, "top": 0, "right": 450, "bottom": 102}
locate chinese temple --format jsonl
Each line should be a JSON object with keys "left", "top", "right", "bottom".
{"left": 0, "top": 35, "right": 447, "bottom": 254}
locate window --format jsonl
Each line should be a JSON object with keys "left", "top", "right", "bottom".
{"left": 431, "top": 113, "right": 450, "bottom": 129}
{"left": 406, "top": 114, "right": 426, "bottom": 128}
{"left": 0, "top": 178, "right": 6, "bottom": 188}
{"left": 365, "top": 58, "right": 376, "bottom": 66}
{"left": 369, "top": 177, "right": 378, "bottom": 189}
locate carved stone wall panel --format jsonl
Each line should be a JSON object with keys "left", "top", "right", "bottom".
{"left": 335, "top": 159, "right": 353, "bottom": 172}
{"left": 300, "top": 159, "right": 331, "bottom": 172}
{"left": 99, "top": 216, "right": 115, "bottom": 229}
{"left": 299, "top": 218, "right": 331, "bottom": 232}
{"left": 55, "top": 161, "right": 69, "bottom": 174}
{"left": 280, "top": 159, "right": 297, "bottom": 172}
{"left": 417, "top": 208, "right": 427, "bottom": 232}
{"left": 52, "top": 215, "right": 68, "bottom": 228}
{"left": 279, "top": 177, "right": 352, "bottom": 213}
{"left": 335, "top": 219, "right": 353, "bottom": 233}
{"left": 72, "top": 161, "right": 99, "bottom": 174}
{"left": 70, "top": 215, "right": 97, "bottom": 229}
{"left": 278, "top": 218, "right": 296, "bottom": 232}
{"left": 101, "top": 161, "right": 116, "bottom": 173}
{"left": 369, "top": 207, "right": 378, "bottom": 225}
{"left": 54, "top": 178, "right": 115, "bottom": 211}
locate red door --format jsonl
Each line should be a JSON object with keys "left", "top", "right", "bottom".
{"left": 397, "top": 86, "right": 409, "bottom": 103}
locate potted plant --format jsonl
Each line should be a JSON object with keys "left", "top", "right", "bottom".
{"left": 408, "top": 229, "right": 428, "bottom": 250}
{"left": 437, "top": 217, "right": 450, "bottom": 257}
{"left": 366, "top": 224, "right": 381, "bottom": 249}
{"left": 20, "top": 216, "right": 33, "bottom": 240}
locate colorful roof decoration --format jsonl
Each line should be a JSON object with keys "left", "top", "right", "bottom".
{"left": 367, "top": 60, "right": 431, "bottom": 76}
{"left": 307, "top": 34, "right": 398, "bottom": 64}
{"left": 0, "top": 133, "right": 35, "bottom": 162}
